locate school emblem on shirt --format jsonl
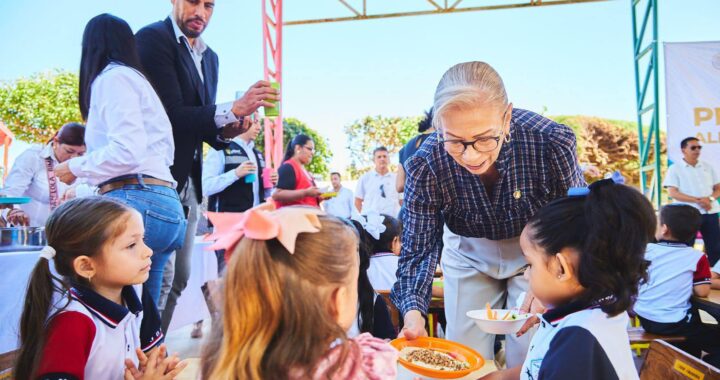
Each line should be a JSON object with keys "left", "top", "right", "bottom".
{"left": 526, "top": 358, "right": 542, "bottom": 380}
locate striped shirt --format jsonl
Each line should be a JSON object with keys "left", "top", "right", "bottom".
{"left": 391, "top": 108, "right": 585, "bottom": 316}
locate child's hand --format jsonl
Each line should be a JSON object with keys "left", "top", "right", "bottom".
{"left": 519, "top": 291, "right": 545, "bottom": 314}
{"left": 124, "top": 344, "right": 187, "bottom": 380}
{"left": 515, "top": 314, "right": 540, "bottom": 337}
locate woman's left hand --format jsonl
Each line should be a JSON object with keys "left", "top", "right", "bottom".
{"left": 270, "top": 170, "right": 278, "bottom": 186}
{"left": 54, "top": 162, "right": 77, "bottom": 185}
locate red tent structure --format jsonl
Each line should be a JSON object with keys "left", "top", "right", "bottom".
{"left": 0, "top": 122, "right": 13, "bottom": 185}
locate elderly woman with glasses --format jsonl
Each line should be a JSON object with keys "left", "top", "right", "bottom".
{"left": 390, "top": 61, "right": 585, "bottom": 365}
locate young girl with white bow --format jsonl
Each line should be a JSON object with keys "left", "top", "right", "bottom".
{"left": 354, "top": 212, "right": 402, "bottom": 291}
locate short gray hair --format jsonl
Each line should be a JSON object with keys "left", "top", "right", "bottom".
{"left": 432, "top": 62, "right": 508, "bottom": 130}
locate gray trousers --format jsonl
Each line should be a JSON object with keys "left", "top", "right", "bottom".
{"left": 159, "top": 179, "right": 199, "bottom": 333}
{"left": 441, "top": 226, "right": 534, "bottom": 368}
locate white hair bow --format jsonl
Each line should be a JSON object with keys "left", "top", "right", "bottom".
{"left": 351, "top": 210, "right": 386, "bottom": 240}
{"left": 39, "top": 245, "right": 56, "bottom": 260}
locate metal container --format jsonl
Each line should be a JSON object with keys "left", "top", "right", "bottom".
{"left": 0, "top": 227, "right": 46, "bottom": 252}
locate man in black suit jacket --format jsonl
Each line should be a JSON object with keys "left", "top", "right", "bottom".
{"left": 136, "top": 0, "right": 277, "bottom": 333}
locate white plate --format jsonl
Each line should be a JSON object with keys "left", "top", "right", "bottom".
{"left": 466, "top": 309, "right": 532, "bottom": 335}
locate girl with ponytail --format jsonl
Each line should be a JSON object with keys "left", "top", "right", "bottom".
{"left": 272, "top": 134, "right": 323, "bottom": 208}
{"left": 483, "top": 179, "right": 656, "bottom": 380}
{"left": 15, "top": 196, "right": 186, "bottom": 380}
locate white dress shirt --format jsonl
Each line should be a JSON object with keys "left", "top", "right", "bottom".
{"left": 169, "top": 16, "right": 237, "bottom": 128}
{"left": 355, "top": 170, "right": 400, "bottom": 216}
{"left": 202, "top": 137, "right": 260, "bottom": 207}
{"left": 663, "top": 159, "right": 720, "bottom": 214}
{"left": 68, "top": 63, "right": 176, "bottom": 186}
{"left": 1, "top": 143, "right": 70, "bottom": 226}
{"left": 322, "top": 186, "right": 355, "bottom": 219}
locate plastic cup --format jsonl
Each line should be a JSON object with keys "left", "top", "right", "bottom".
{"left": 262, "top": 168, "right": 274, "bottom": 189}
{"left": 264, "top": 82, "right": 280, "bottom": 117}
{"left": 244, "top": 173, "right": 257, "bottom": 183}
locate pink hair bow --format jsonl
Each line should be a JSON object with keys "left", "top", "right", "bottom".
{"left": 204, "top": 202, "right": 324, "bottom": 254}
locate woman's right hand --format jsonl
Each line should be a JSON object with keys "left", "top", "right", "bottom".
{"left": 303, "top": 187, "right": 322, "bottom": 198}
{"left": 235, "top": 161, "right": 257, "bottom": 178}
{"left": 6, "top": 209, "right": 29, "bottom": 226}
{"left": 398, "top": 310, "right": 428, "bottom": 339}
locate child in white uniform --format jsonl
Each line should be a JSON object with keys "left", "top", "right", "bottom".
{"left": 14, "top": 197, "right": 186, "bottom": 380}
{"left": 482, "top": 179, "right": 656, "bottom": 380}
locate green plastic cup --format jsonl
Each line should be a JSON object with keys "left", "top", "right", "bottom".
{"left": 264, "top": 82, "right": 280, "bottom": 117}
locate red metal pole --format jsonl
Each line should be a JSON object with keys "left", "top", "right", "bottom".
{"left": 262, "top": 0, "right": 283, "bottom": 169}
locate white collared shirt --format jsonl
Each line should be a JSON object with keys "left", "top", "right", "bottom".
{"left": 1, "top": 143, "right": 94, "bottom": 226}
{"left": 635, "top": 242, "right": 709, "bottom": 323}
{"left": 202, "top": 137, "right": 260, "bottom": 206}
{"left": 322, "top": 186, "right": 355, "bottom": 219}
{"left": 355, "top": 170, "right": 400, "bottom": 216}
{"left": 663, "top": 159, "right": 720, "bottom": 214}
{"left": 169, "top": 16, "right": 237, "bottom": 128}
{"left": 68, "top": 63, "right": 176, "bottom": 186}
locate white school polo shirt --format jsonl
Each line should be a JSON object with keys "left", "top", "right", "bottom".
{"left": 367, "top": 253, "right": 399, "bottom": 291}
{"left": 663, "top": 159, "right": 720, "bottom": 214}
{"left": 634, "top": 241, "right": 711, "bottom": 323}
{"left": 521, "top": 303, "right": 638, "bottom": 380}
{"left": 37, "top": 284, "right": 164, "bottom": 380}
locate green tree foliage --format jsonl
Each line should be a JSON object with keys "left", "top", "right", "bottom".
{"left": 551, "top": 115, "right": 666, "bottom": 187}
{"left": 344, "top": 115, "right": 421, "bottom": 177}
{"left": 256, "top": 117, "right": 332, "bottom": 177}
{"left": 0, "top": 70, "right": 82, "bottom": 142}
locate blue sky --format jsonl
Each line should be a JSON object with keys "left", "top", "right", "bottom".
{"left": 0, "top": 0, "right": 718, "bottom": 171}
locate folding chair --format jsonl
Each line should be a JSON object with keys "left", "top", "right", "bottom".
{"left": 640, "top": 340, "right": 720, "bottom": 380}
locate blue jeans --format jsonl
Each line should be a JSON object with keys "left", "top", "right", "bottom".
{"left": 104, "top": 179, "right": 187, "bottom": 304}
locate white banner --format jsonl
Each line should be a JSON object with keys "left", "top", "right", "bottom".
{"left": 664, "top": 42, "right": 720, "bottom": 171}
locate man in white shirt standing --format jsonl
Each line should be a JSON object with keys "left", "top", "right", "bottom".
{"left": 664, "top": 136, "right": 720, "bottom": 265}
{"left": 322, "top": 172, "right": 355, "bottom": 219}
{"left": 355, "top": 147, "right": 400, "bottom": 217}
{"left": 136, "top": 0, "right": 278, "bottom": 334}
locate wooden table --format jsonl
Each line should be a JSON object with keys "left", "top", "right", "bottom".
{"left": 691, "top": 289, "right": 720, "bottom": 324}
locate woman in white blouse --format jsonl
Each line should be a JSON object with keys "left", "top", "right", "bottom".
{"left": 54, "top": 14, "right": 187, "bottom": 304}
{"left": 1, "top": 123, "right": 86, "bottom": 227}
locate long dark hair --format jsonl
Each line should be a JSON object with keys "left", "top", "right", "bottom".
{"left": 283, "top": 134, "right": 313, "bottom": 162}
{"left": 50, "top": 122, "right": 85, "bottom": 146}
{"left": 526, "top": 180, "right": 656, "bottom": 316}
{"left": 371, "top": 214, "right": 402, "bottom": 254}
{"left": 348, "top": 219, "right": 377, "bottom": 334}
{"left": 79, "top": 14, "right": 145, "bottom": 120}
{"left": 14, "top": 197, "right": 134, "bottom": 379}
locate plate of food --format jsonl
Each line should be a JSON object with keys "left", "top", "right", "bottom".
{"left": 390, "top": 337, "right": 484, "bottom": 379}
{"left": 466, "top": 303, "right": 533, "bottom": 335}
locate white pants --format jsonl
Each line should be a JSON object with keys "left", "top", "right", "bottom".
{"left": 441, "top": 226, "right": 533, "bottom": 367}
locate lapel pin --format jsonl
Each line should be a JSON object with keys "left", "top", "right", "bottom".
{"left": 513, "top": 190, "right": 522, "bottom": 200}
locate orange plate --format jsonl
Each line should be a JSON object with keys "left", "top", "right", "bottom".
{"left": 390, "top": 337, "right": 484, "bottom": 379}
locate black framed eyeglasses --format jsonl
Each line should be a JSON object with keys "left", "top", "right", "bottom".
{"left": 690, "top": 146, "right": 703, "bottom": 151}
{"left": 439, "top": 108, "right": 509, "bottom": 155}
{"left": 439, "top": 135, "right": 502, "bottom": 155}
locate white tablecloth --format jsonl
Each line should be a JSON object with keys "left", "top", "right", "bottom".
{"left": 0, "top": 238, "right": 218, "bottom": 353}
{"left": 167, "top": 237, "right": 218, "bottom": 332}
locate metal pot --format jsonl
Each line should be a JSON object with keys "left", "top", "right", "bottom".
{"left": 0, "top": 227, "right": 46, "bottom": 252}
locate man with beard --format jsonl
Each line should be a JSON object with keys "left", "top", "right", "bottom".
{"left": 136, "top": 0, "right": 278, "bottom": 333}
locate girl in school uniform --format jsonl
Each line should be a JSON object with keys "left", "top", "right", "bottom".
{"left": 362, "top": 212, "right": 402, "bottom": 292}
{"left": 483, "top": 179, "right": 657, "bottom": 380}
{"left": 201, "top": 206, "right": 398, "bottom": 379}
{"left": 14, "top": 197, "right": 186, "bottom": 380}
